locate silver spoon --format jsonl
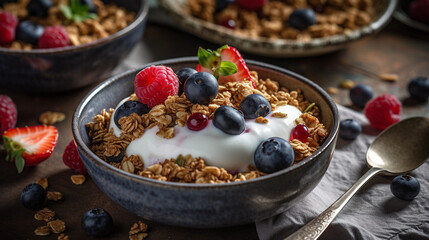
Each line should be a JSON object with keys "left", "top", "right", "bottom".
{"left": 285, "top": 117, "right": 429, "bottom": 240}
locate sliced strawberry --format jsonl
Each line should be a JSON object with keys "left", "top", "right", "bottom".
{"left": 196, "top": 46, "right": 256, "bottom": 88}
{"left": 219, "top": 46, "right": 255, "bottom": 88}
{"left": 3, "top": 125, "right": 58, "bottom": 173}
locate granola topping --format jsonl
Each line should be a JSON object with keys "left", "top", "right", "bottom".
{"left": 86, "top": 70, "right": 328, "bottom": 183}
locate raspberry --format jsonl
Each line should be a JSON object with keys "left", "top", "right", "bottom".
{"left": 134, "top": 65, "right": 179, "bottom": 108}
{"left": 38, "top": 26, "right": 70, "bottom": 49}
{"left": 0, "top": 11, "right": 18, "bottom": 44}
{"left": 235, "top": 0, "right": 266, "bottom": 10}
{"left": 364, "top": 94, "right": 401, "bottom": 130}
{"left": 63, "top": 140, "right": 87, "bottom": 173}
{"left": 0, "top": 95, "right": 17, "bottom": 134}
{"left": 409, "top": 0, "right": 429, "bottom": 24}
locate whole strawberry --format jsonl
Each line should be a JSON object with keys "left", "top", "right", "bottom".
{"left": 364, "top": 94, "right": 401, "bottom": 130}
{"left": 0, "top": 95, "right": 17, "bottom": 134}
{"left": 409, "top": 0, "right": 429, "bottom": 24}
{"left": 3, "top": 125, "right": 58, "bottom": 173}
{"left": 0, "top": 11, "right": 18, "bottom": 44}
{"left": 134, "top": 65, "right": 179, "bottom": 108}
{"left": 38, "top": 25, "right": 70, "bottom": 49}
{"left": 63, "top": 139, "right": 87, "bottom": 173}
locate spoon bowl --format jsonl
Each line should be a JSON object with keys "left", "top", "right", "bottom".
{"left": 286, "top": 117, "right": 429, "bottom": 240}
{"left": 367, "top": 117, "right": 429, "bottom": 174}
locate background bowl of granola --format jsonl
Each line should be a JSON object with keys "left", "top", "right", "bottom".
{"left": 0, "top": 0, "right": 149, "bottom": 92}
{"left": 72, "top": 57, "right": 339, "bottom": 228}
{"left": 159, "top": 0, "right": 398, "bottom": 57}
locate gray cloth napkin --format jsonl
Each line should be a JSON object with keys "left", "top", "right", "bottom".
{"left": 256, "top": 105, "right": 429, "bottom": 240}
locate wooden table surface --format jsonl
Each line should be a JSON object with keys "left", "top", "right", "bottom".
{"left": 1, "top": 16, "right": 429, "bottom": 240}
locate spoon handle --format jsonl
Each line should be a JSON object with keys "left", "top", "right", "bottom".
{"left": 284, "top": 167, "right": 383, "bottom": 240}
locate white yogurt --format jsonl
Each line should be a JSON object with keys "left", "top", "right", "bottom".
{"left": 110, "top": 98, "right": 302, "bottom": 172}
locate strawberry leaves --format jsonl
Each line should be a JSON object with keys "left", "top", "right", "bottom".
{"left": 60, "top": 0, "right": 97, "bottom": 23}
{"left": 3, "top": 136, "right": 25, "bottom": 173}
{"left": 198, "top": 45, "right": 237, "bottom": 79}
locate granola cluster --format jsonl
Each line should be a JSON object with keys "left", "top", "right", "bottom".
{"left": 1, "top": 0, "right": 135, "bottom": 50}
{"left": 86, "top": 72, "right": 328, "bottom": 184}
{"left": 187, "top": 0, "right": 373, "bottom": 40}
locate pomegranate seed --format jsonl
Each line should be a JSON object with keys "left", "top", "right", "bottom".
{"left": 220, "top": 19, "right": 236, "bottom": 29}
{"left": 187, "top": 113, "right": 209, "bottom": 131}
{"left": 290, "top": 124, "right": 309, "bottom": 142}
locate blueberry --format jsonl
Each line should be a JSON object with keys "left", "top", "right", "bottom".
{"left": 216, "top": 0, "right": 235, "bottom": 12}
{"left": 176, "top": 68, "right": 197, "bottom": 95}
{"left": 289, "top": 8, "right": 316, "bottom": 30}
{"left": 80, "top": 0, "right": 97, "bottom": 13}
{"left": 213, "top": 105, "right": 245, "bottom": 135}
{"left": 21, "top": 183, "right": 46, "bottom": 210}
{"left": 106, "top": 149, "right": 125, "bottom": 163}
{"left": 408, "top": 76, "right": 429, "bottom": 101}
{"left": 16, "top": 21, "right": 44, "bottom": 45}
{"left": 27, "top": 0, "right": 53, "bottom": 18}
{"left": 82, "top": 208, "right": 113, "bottom": 237}
{"left": 114, "top": 100, "right": 150, "bottom": 129}
{"left": 339, "top": 119, "right": 362, "bottom": 140}
{"left": 184, "top": 72, "right": 219, "bottom": 105}
{"left": 239, "top": 94, "right": 271, "bottom": 119}
{"left": 349, "top": 84, "right": 374, "bottom": 108}
{"left": 391, "top": 175, "right": 420, "bottom": 201}
{"left": 254, "top": 137, "right": 294, "bottom": 173}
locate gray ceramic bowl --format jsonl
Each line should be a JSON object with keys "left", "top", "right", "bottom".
{"left": 72, "top": 57, "right": 339, "bottom": 228}
{"left": 0, "top": 0, "right": 148, "bottom": 93}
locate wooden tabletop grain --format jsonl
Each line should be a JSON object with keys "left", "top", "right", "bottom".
{"left": 1, "top": 18, "right": 428, "bottom": 240}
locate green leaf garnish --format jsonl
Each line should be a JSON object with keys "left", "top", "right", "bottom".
{"left": 198, "top": 47, "right": 214, "bottom": 68}
{"left": 3, "top": 136, "right": 26, "bottom": 173}
{"left": 303, "top": 103, "right": 316, "bottom": 113}
{"left": 175, "top": 155, "right": 185, "bottom": 167}
{"left": 218, "top": 61, "right": 237, "bottom": 76}
{"left": 60, "top": 0, "right": 98, "bottom": 23}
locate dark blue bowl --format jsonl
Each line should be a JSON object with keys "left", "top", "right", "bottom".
{"left": 72, "top": 58, "right": 339, "bottom": 228}
{"left": 0, "top": 0, "right": 148, "bottom": 93}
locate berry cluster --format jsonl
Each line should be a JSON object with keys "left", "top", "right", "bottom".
{"left": 0, "top": 0, "right": 98, "bottom": 48}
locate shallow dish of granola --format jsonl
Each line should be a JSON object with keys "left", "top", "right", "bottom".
{"left": 0, "top": 0, "right": 148, "bottom": 92}
{"left": 160, "top": 0, "right": 397, "bottom": 57}
{"left": 72, "top": 56, "right": 339, "bottom": 227}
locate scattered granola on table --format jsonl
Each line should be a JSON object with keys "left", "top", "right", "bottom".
{"left": 187, "top": 0, "right": 373, "bottom": 41}
{"left": 39, "top": 111, "right": 66, "bottom": 125}
{"left": 86, "top": 45, "right": 329, "bottom": 184}
{"left": 129, "top": 221, "right": 149, "bottom": 240}
{"left": 70, "top": 174, "right": 86, "bottom": 184}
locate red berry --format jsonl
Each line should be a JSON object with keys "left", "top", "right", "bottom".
{"left": 409, "top": 0, "right": 429, "bottom": 24}
{"left": 134, "top": 65, "right": 179, "bottom": 108}
{"left": 290, "top": 124, "right": 309, "bottom": 142}
{"left": 364, "top": 94, "right": 401, "bottom": 130}
{"left": 0, "top": 11, "right": 18, "bottom": 44}
{"left": 220, "top": 19, "right": 236, "bottom": 29}
{"left": 235, "top": 0, "right": 266, "bottom": 10}
{"left": 0, "top": 95, "right": 17, "bottom": 134}
{"left": 187, "top": 113, "right": 209, "bottom": 131}
{"left": 38, "top": 26, "right": 70, "bottom": 49}
{"left": 63, "top": 140, "right": 87, "bottom": 174}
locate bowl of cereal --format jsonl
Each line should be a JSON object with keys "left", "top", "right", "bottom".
{"left": 159, "top": 0, "right": 397, "bottom": 57}
{"left": 72, "top": 46, "right": 339, "bottom": 227}
{"left": 0, "top": 0, "right": 148, "bottom": 92}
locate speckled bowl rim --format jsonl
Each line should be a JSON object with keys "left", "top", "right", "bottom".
{"left": 73, "top": 57, "right": 339, "bottom": 189}
{"left": 159, "top": 0, "right": 398, "bottom": 57}
{"left": 0, "top": 0, "right": 148, "bottom": 56}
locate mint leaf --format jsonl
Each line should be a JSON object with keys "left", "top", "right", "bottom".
{"left": 60, "top": 5, "right": 73, "bottom": 19}
{"left": 217, "top": 45, "right": 229, "bottom": 51}
{"left": 60, "top": 0, "right": 98, "bottom": 23}
{"left": 198, "top": 47, "right": 214, "bottom": 68}
{"left": 175, "top": 155, "right": 185, "bottom": 167}
{"left": 303, "top": 103, "right": 316, "bottom": 113}
{"left": 218, "top": 61, "right": 237, "bottom": 76}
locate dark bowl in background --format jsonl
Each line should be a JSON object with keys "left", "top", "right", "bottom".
{"left": 0, "top": 0, "right": 149, "bottom": 93}
{"left": 72, "top": 57, "right": 340, "bottom": 228}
